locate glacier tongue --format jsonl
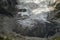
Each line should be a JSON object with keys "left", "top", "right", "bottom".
{"left": 16, "top": 0, "right": 56, "bottom": 28}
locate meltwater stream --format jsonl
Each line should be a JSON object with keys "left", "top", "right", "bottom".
{"left": 14, "top": 0, "right": 58, "bottom": 38}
